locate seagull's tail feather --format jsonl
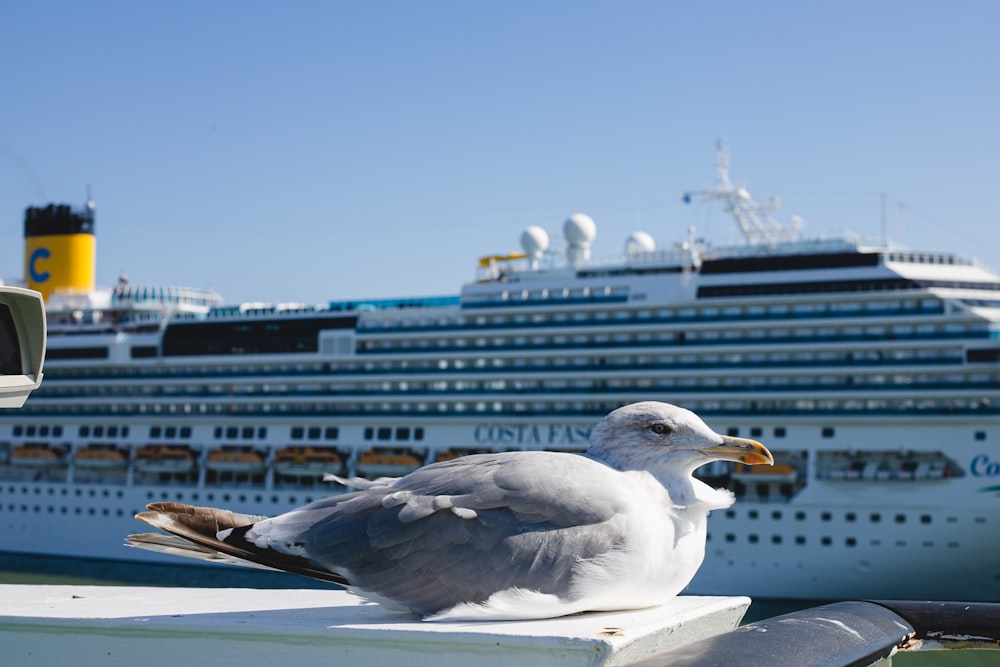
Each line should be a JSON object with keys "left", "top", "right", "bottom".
{"left": 126, "top": 502, "right": 349, "bottom": 586}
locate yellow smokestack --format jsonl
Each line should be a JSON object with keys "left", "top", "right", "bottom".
{"left": 23, "top": 202, "right": 96, "bottom": 301}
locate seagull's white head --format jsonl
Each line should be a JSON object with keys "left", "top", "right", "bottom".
{"left": 587, "top": 401, "right": 773, "bottom": 476}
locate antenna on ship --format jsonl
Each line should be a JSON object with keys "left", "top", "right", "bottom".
{"left": 682, "top": 139, "right": 803, "bottom": 245}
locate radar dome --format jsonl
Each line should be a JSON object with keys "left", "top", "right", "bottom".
{"left": 520, "top": 226, "right": 549, "bottom": 258}
{"left": 563, "top": 213, "right": 597, "bottom": 247}
{"left": 625, "top": 231, "right": 656, "bottom": 255}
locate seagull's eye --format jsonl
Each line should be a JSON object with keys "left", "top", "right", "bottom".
{"left": 650, "top": 423, "right": 672, "bottom": 436}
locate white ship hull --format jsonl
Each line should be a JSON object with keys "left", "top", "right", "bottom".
{"left": 3, "top": 414, "right": 999, "bottom": 601}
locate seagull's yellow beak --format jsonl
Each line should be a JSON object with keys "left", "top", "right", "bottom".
{"left": 702, "top": 435, "right": 774, "bottom": 465}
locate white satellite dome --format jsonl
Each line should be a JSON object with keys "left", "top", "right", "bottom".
{"left": 563, "top": 213, "right": 597, "bottom": 247}
{"left": 520, "top": 226, "right": 549, "bottom": 258}
{"left": 625, "top": 231, "right": 656, "bottom": 255}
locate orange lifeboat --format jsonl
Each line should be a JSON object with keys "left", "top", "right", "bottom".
{"left": 357, "top": 448, "right": 423, "bottom": 478}
{"left": 134, "top": 445, "right": 195, "bottom": 474}
{"left": 732, "top": 461, "right": 797, "bottom": 483}
{"left": 206, "top": 446, "right": 266, "bottom": 474}
{"left": 75, "top": 444, "right": 128, "bottom": 469}
{"left": 273, "top": 446, "right": 342, "bottom": 477}
{"left": 10, "top": 443, "right": 65, "bottom": 468}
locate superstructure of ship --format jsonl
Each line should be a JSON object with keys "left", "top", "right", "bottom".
{"left": 2, "top": 144, "right": 999, "bottom": 601}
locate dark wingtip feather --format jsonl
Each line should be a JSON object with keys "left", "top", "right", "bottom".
{"left": 130, "top": 502, "right": 351, "bottom": 587}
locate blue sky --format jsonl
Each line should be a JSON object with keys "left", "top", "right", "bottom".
{"left": 2, "top": 1, "right": 998, "bottom": 304}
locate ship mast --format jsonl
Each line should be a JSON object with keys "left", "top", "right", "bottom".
{"left": 683, "top": 139, "right": 803, "bottom": 245}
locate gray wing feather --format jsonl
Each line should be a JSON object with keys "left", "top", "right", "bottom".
{"left": 238, "top": 451, "right": 631, "bottom": 615}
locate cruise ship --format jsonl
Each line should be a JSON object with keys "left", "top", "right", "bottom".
{"left": 2, "top": 146, "right": 999, "bottom": 601}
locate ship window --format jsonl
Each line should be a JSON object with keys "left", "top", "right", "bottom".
{"left": 26, "top": 426, "right": 36, "bottom": 436}
{"left": 182, "top": 427, "right": 192, "bottom": 438}
{"left": 870, "top": 513, "right": 882, "bottom": 523}
{"left": 846, "top": 512, "right": 856, "bottom": 522}
{"left": 771, "top": 511, "right": 782, "bottom": 520}
{"left": 750, "top": 427, "right": 762, "bottom": 437}
{"left": 846, "top": 537, "right": 857, "bottom": 547}
{"left": 39, "top": 426, "right": 49, "bottom": 436}
{"left": 94, "top": 426, "right": 104, "bottom": 437}
{"left": 108, "top": 426, "right": 118, "bottom": 437}
{"left": 307, "top": 427, "right": 320, "bottom": 439}
{"left": 257, "top": 427, "right": 266, "bottom": 439}
{"left": 377, "top": 427, "right": 392, "bottom": 440}
{"left": 243, "top": 427, "right": 256, "bottom": 439}
{"left": 226, "top": 427, "right": 238, "bottom": 439}
{"left": 291, "top": 427, "right": 304, "bottom": 440}
{"left": 363, "top": 427, "right": 373, "bottom": 440}
{"left": 415, "top": 427, "right": 425, "bottom": 441}
{"left": 821, "top": 537, "right": 832, "bottom": 546}
{"left": 13, "top": 425, "right": 23, "bottom": 436}
{"left": 396, "top": 427, "right": 410, "bottom": 440}
{"left": 771, "top": 535, "right": 782, "bottom": 544}
{"left": 975, "top": 431, "right": 987, "bottom": 441}
{"left": 166, "top": 427, "right": 177, "bottom": 438}
{"left": 821, "top": 427, "right": 835, "bottom": 438}
{"left": 821, "top": 512, "right": 832, "bottom": 521}
{"left": 325, "top": 427, "right": 339, "bottom": 439}
{"left": 920, "top": 514, "right": 932, "bottom": 524}
{"left": 895, "top": 514, "right": 906, "bottom": 524}
{"left": 795, "top": 536, "right": 806, "bottom": 545}
{"left": 151, "top": 426, "right": 162, "bottom": 438}
{"left": 214, "top": 427, "right": 222, "bottom": 438}
{"left": 748, "top": 534, "right": 759, "bottom": 543}
{"left": 725, "top": 510, "right": 736, "bottom": 519}
{"left": 748, "top": 510, "right": 759, "bottom": 519}
{"left": 725, "top": 534, "right": 736, "bottom": 543}
{"left": 795, "top": 511, "right": 806, "bottom": 521}
{"left": 727, "top": 427, "right": 739, "bottom": 436}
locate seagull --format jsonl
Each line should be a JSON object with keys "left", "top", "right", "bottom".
{"left": 127, "top": 401, "right": 772, "bottom": 621}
